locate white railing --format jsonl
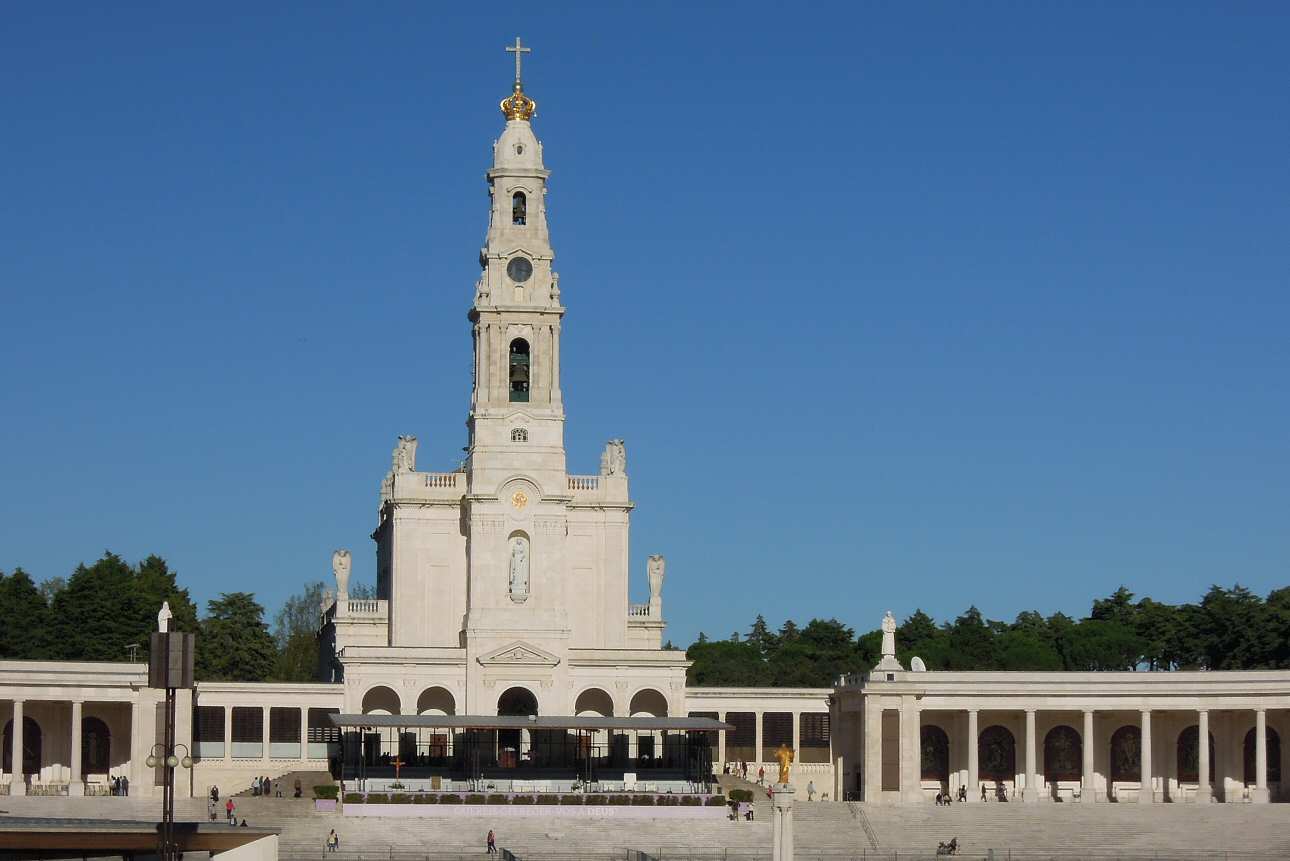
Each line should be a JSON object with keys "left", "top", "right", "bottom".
{"left": 347, "top": 600, "right": 382, "bottom": 614}
{"left": 568, "top": 475, "right": 599, "bottom": 491}
{"left": 628, "top": 602, "right": 652, "bottom": 617}
{"left": 424, "top": 472, "right": 461, "bottom": 489}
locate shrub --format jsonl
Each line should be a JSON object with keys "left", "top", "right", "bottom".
{"left": 703, "top": 795, "right": 726, "bottom": 807}
{"left": 560, "top": 794, "right": 583, "bottom": 805}
{"left": 465, "top": 794, "right": 487, "bottom": 805}
{"left": 631, "top": 794, "right": 655, "bottom": 806}
{"left": 440, "top": 793, "right": 463, "bottom": 804}
{"left": 390, "top": 794, "right": 411, "bottom": 804}
{"left": 343, "top": 792, "right": 364, "bottom": 804}
{"left": 486, "top": 794, "right": 510, "bottom": 805}
{"left": 511, "top": 794, "right": 534, "bottom": 805}
{"left": 728, "top": 789, "right": 753, "bottom": 803}
{"left": 413, "top": 794, "right": 437, "bottom": 804}
{"left": 313, "top": 785, "right": 339, "bottom": 800}
{"left": 607, "top": 795, "right": 631, "bottom": 806}
{"left": 366, "top": 793, "right": 389, "bottom": 804}
{"left": 536, "top": 794, "right": 561, "bottom": 805}
{"left": 656, "top": 795, "right": 679, "bottom": 806}
{"left": 583, "top": 794, "right": 608, "bottom": 805}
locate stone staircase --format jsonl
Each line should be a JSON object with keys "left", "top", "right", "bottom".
{"left": 231, "top": 768, "right": 333, "bottom": 798}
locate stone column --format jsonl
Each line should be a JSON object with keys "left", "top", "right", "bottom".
{"left": 262, "top": 705, "right": 271, "bottom": 763}
{"left": 10, "top": 700, "right": 26, "bottom": 796}
{"left": 1253, "top": 709, "right": 1269, "bottom": 803}
{"left": 717, "top": 712, "right": 727, "bottom": 767}
{"left": 1023, "top": 709, "right": 1037, "bottom": 803}
{"left": 791, "top": 712, "right": 800, "bottom": 763}
{"left": 1081, "top": 710, "right": 1095, "bottom": 802}
{"left": 300, "top": 706, "right": 309, "bottom": 764}
{"left": 69, "top": 701, "right": 84, "bottom": 796}
{"left": 966, "top": 709, "right": 979, "bottom": 803}
{"left": 900, "top": 697, "right": 921, "bottom": 803}
{"left": 863, "top": 702, "right": 882, "bottom": 803}
{"left": 771, "top": 783, "right": 796, "bottom": 861}
{"left": 1197, "top": 710, "right": 1211, "bottom": 803}
{"left": 1140, "top": 710, "right": 1153, "bottom": 804}
{"left": 754, "top": 712, "right": 763, "bottom": 771}
{"left": 223, "top": 705, "right": 233, "bottom": 760}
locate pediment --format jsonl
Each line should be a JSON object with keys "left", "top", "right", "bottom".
{"left": 477, "top": 640, "right": 561, "bottom": 668}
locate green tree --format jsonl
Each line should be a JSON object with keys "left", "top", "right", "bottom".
{"left": 897, "top": 610, "right": 948, "bottom": 668}
{"left": 1267, "top": 587, "right": 1290, "bottom": 669}
{"left": 1061, "top": 619, "right": 1144, "bottom": 671}
{"left": 1196, "top": 585, "right": 1276, "bottom": 670}
{"left": 38, "top": 576, "right": 66, "bottom": 605}
{"left": 50, "top": 552, "right": 145, "bottom": 661}
{"left": 766, "top": 618, "right": 861, "bottom": 686}
{"left": 134, "top": 555, "right": 199, "bottom": 636}
{"left": 856, "top": 628, "right": 882, "bottom": 668}
{"left": 747, "top": 614, "right": 776, "bottom": 658}
{"left": 197, "top": 592, "right": 277, "bottom": 681}
{"left": 0, "top": 568, "right": 53, "bottom": 658}
{"left": 272, "top": 581, "right": 325, "bottom": 681}
{"left": 945, "top": 607, "right": 997, "bottom": 670}
{"left": 685, "top": 638, "right": 765, "bottom": 686}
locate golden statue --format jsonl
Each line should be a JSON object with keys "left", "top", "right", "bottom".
{"left": 774, "top": 743, "right": 795, "bottom": 786}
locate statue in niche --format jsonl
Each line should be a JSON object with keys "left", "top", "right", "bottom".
{"left": 881, "top": 610, "right": 897, "bottom": 659}
{"left": 332, "top": 549, "right": 352, "bottom": 597}
{"left": 550, "top": 272, "right": 560, "bottom": 301}
{"left": 508, "top": 535, "right": 530, "bottom": 602}
{"left": 393, "top": 435, "right": 418, "bottom": 473}
{"left": 157, "top": 601, "right": 173, "bottom": 633}
{"left": 647, "top": 554, "right": 665, "bottom": 603}
{"left": 600, "top": 439, "right": 627, "bottom": 476}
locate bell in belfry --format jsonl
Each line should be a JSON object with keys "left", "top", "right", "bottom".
{"left": 510, "top": 363, "right": 529, "bottom": 382}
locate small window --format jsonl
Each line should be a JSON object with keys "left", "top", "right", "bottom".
{"left": 512, "top": 192, "right": 527, "bottom": 226}
{"left": 508, "top": 338, "right": 530, "bottom": 403}
{"left": 511, "top": 428, "right": 528, "bottom": 442}
{"left": 516, "top": 144, "right": 524, "bottom": 155}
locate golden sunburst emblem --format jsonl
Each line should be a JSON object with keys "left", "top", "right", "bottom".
{"left": 511, "top": 490, "right": 529, "bottom": 510}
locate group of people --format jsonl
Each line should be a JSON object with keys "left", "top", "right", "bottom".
{"left": 108, "top": 775, "right": 130, "bottom": 796}
{"left": 251, "top": 775, "right": 278, "bottom": 797}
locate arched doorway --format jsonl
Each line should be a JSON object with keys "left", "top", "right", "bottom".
{"left": 920, "top": 725, "right": 950, "bottom": 788}
{"left": 82, "top": 717, "right": 111, "bottom": 775}
{"left": 1177, "top": 725, "right": 1216, "bottom": 784}
{"left": 574, "top": 688, "right": 614, "bottom": 718}
{"left": 978, "top": 725, "right": 1016, "bottom": 798}
{"left": 2, "top": 717, "right": 42, "bottom": 776}
{"left": 496, "top": 687, "right": 538, "bottom": 769}
{"left": 1243, "top": 727, "right": 1282, "bottom": 786}
{"left": 1110, "top": 725, "right": 1141, "bottom": 781}
{"left": 1044, "top": 725, "right": 1082, "bottom": 785}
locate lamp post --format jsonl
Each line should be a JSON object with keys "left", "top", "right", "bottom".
{"left": 146, "top": 741, "right": 194, "bottom": 859}
{"left": 148, "top": 603, "right": 195, "bottom": 861}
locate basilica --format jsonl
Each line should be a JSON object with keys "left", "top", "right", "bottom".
{"left": 2, "top": 44, "right": 1287, "bottom": 808}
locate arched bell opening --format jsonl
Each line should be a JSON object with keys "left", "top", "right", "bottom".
{"left": 509, "top": 338, "right": 530, "bottom": 403}
{"left": 512, "top": 191, "right": 527, "bottom": 226}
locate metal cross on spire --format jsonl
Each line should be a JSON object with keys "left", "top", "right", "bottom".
{"left": 505, "top": 36, "right": 531, "bottom": 84}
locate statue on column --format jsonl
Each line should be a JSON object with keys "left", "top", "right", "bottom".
{"left": 393, "top": 435, "right": 418, "bottom": 473}
{"left": 775, "top": 742, "right": 795, "bottom": 786}
{"left": 157, "top": 601, "right": 173, "bottom": 633}
{"left": 332, "top": 549, "right": 352, "bottom": 599}
{"left": 873, "top": 610, "right": 904, "bottom": 672}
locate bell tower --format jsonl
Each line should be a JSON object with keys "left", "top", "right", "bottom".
{"left": 467, "top": 36, "right": 566, "bottom": 494}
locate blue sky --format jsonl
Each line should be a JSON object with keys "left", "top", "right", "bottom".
{"left": 2, "top": 3, "right": 1287, "bottom": 646}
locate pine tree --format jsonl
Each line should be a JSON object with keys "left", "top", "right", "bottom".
{"left": 197, "top": 592, "right": 277, "bottom": 681}
{"left": 50, "top": 553, "right": 145, "bottom": 661}
{"left": 0, "top": 568, "right": 53, "bottom": 658}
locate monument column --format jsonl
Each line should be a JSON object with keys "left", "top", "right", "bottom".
{"left": 1197, "top": 710, "right": 1211, "bottom": 803}
{"left": 1081, "top": 709, "right": 1095, "bottom": 802}
{"left": 754, "top": 712, "right": 763, "bottom": 770}
{"left": 966, "top": 709, "right": 979, "bottom": 802}
{"left": 69, "top": 700, "right": 84, "bottom": 795}
{"left": 1139, "top": 710, "right": 1153, "bottom": 803}
{"left": 771, "top": 784, "right": 796, "bottom": 861}
{"left": 1253, "top": 709, "right": 1269, "bottom": 803}
{"left": 10, "top": 699, "right": 26, "bottom": 795}
{"left": 717, "top": 712, "right": 727, "bottom": 767}
{"left": 1023, "top": 709, "right": 1037, "bottom": 803}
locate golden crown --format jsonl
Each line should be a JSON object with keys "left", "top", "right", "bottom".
{"left": 500, "top": 81, "right": 537, "bottom": 122}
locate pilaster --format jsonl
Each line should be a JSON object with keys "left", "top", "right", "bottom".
{"left": 69, "top": 700, "right": 84, "bottom": 795}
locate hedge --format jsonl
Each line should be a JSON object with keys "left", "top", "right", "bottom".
{"left": 414, "top": 793, "right": 437, "bottom": 804}
{"left": 512, "top": 795, "right": 534, "bottom": 805}
{"left": 631, "top": 794, "right": 655, "bottom": 806}
{"left": 537, "top": 794, "right": 561, "bottom": 805}
{"left": 465, "top": 794, "right": 487, "bottom": 805}
{"left": 366, "top": 793, "right": 389, "bottom": 804}
{"left": 705, "top": 795, "right": 727, "bottom": 807}
{"left": 486, "top": 794, "right": 509, "bottom": 805}
{"left": 314, "top": 785, "right": 339, "bottom": 800}
{"left": 343, "top": 792, "right": 363, "bottom": 804}
{"left": 440, "top": 794, "right": 463, "bottom": 804}
{"left": 560, "top": 794, "right": 584, "bottom": 805}
{"left": 728, "top": 789, "right": 754, "bottom": 803}
{"left": 390, "top": 794, "right": 411, "bottom": 804}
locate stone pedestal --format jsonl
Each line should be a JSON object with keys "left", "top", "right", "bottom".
{"left": 771, "top": 784, "right": 795, "bottom": 861}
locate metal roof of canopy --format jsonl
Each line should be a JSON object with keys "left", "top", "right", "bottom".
{"left": 329, "top": 714, "right": 732, "bottom": 732}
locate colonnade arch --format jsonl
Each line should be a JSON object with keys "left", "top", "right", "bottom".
{"left": 628, "top": 688, "right": 667, "bottom": 718}
{"left": 416, "top": 687, "right": 455, "bottom": 716}
{"left": 1177, "top": 725, "right": 1216, "bottom": 784}
{"left": 360, "top": 685, "right": 401, "bottom": 715}
{"left": 574, "top": 688, "right": 614, "bottom": 717}
{"left": 1043, "top": 725, "right": 1082, "bottom": 782}
{"left": 2, "top": 716, "right": 41, "bottom": 775}
{"left": 81, "top": 716, "right": 110, "bottom": 774}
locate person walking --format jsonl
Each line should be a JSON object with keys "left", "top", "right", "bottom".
{"left": 486, "top": 829, "right": 497, "bottom": 855}
{"left": 757, "top": 766, "right": 765, "bottom": 786}
{"left": 226, "top": 797, "right": 237, "bottom": 825}
{"left": 807, "top": 780, "right": 816, "bottom": 801}
{"left": 326, "top": 829, "right": 340, "bottom": 853}
{"left": 294, "top": 778, "right": 303, "bottom": 798}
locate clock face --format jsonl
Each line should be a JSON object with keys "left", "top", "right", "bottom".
{"left": 507, "top": 257, "right": 533, "bottom": 283}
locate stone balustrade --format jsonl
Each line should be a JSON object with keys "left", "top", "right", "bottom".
{"left": 568, "top": 475, "right": 599, "bottom": 491}
{"left": 424, "top": 472, "right": 460, "bottom": 489}
{"left": 628, "top": 602, "right": 652, "bottom": 617}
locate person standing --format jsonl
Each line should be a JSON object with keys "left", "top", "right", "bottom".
{"left": 226, "top": 797, "right": 237, "bottom": 825}
{"left": 757, "top": 766, "right": 765, "bottom": 786}
{"left": 807, "top": 780, "right": 816, "bottom": 801}
{"left": 486, "top": 829, "right": 497, "bottom": 855}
